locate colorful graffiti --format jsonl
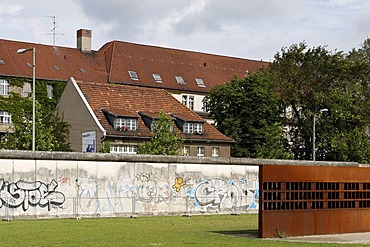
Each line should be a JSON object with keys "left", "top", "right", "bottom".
{"left": 172, "top": 177, "right": 186, "bottom": 192}
{"left": 0, "top": 179, "right": 65, "bottom": 211}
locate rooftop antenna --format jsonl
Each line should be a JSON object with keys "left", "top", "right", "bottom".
{"left": 41, "top": 16, "right": 65, "bottom": 46}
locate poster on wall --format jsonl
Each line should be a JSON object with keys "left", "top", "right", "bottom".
{"left": 82, "top": 131, "right": 96, "bottom": 152}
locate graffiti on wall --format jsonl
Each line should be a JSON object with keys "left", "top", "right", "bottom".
{"left": 0, "top": 178, "right": 65, "bottom": 211}
{"left": 187, "top": 178, "right": 258, "bottom": 212}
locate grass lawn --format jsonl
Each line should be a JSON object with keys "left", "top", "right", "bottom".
{"left": 0, "top": 214, "right": 362, "bottom": 246}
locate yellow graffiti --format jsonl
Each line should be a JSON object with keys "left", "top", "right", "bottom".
{"left": 172, "top": 177, "right": 186, "bottom": 192}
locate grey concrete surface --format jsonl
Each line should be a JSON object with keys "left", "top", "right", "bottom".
{"left": 282, "top": 232, "right": 370, "bottom": 244}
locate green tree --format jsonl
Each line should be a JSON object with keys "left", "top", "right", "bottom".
{"left": 205, "top": 71, "right": 289, "bottom": 158}
{"left": 255, "top": 123, "right": 293, "bottom": 159}
{"left": 270, "top": 41, "right": 370, "bottom": 162}
{"left": 137, "top": 111, "right": 183, "bottom": 155}
{"left": 0, "top": 93, "right": 71, "bottom": 151}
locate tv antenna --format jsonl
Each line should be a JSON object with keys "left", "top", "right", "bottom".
{"left": 41, "top": 16, "right": 65, "bottom": 46}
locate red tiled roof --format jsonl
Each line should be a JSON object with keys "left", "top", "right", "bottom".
{"left": 102, "top": 40, "right": 268, "bottom": 93}
{"left": 76, "top": 81, "right": 233, "bottom": 143}
{"left": 0, "top": 39, "right": 106, "bottom": 82}
{"left": 1, "top": 37, "right": 268, "bottom": 94}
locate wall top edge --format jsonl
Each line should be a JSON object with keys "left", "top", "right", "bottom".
{"left": 0, "top": 150, "right": 361, "bottom": 167}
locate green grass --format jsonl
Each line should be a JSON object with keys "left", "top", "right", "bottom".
{"left": 0, "top": 214, "right": 364, "bottom": 246}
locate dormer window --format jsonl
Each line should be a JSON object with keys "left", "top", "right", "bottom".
{"left": 195, "top": 78, "right": 206, "bottom": 87}
{"left": 175, "top": 76, "right": 185, "bottom": 84}
{"left": 114, "top": 118, "right": 137, "bottom": 131}
{"left": 152, "top": 74, "right": 162, "bottom": 83}
{"left": 184, "top": 122, "right": 203, "bottom": 134}
{"left": 128, "top": 71, "right": 139, "bottom": 80}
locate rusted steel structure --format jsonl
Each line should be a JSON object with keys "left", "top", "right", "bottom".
{"left": 259, "top": 164, "right": 370, "bottom": 238}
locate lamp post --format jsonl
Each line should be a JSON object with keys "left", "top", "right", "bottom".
{"left": 312, "top": 108, "right": 328, "bottom": 161}
{"left": 17, "top": 48, "right": 36, "bottom": 151}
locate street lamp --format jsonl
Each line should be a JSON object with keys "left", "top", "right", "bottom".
{"left": 17, "top": 48, "right": 36, "bottom": 151}
{"left": 312, "top": 108, "right": 328, "bottom": 161}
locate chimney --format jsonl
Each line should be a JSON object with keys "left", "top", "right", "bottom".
{"left": 77, "top": 29, "right": 92, "bottom": 52}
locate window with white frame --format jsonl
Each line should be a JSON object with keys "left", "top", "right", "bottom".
{"left": 197, "top": 147, "right": 205, "bottom": 157}
{"left": 181, "top": 94, "right": 194, "bottom": 110}
{"left": 212, "top": 147, "right": 220, "bottom": 157}
{"left": 188, "top": 96, "right": 194, "bottom": 110}
{"left": 110, "top": 144, "right": 137, "bottom": 154}
{"left": 0, "top": 111, "right": 11, "bottom": 124}
{"left": 23, "top": 82, "right": 32, "bottom": 97}
{"left": 114, "top": 118, "right": 137, "bottom": 130}
{"left": 152, "top": 74, "right": 162, "bottom": 83}
{"left": 175, "top": 76, "right": 185, "bottom": 84}
{"left": 195, "top": 78, "right": 206, "bottom": 87}
{"left": 182, "top": 95, "right": 187, "bottom": 106}
{"left": 128, "top": 70, "right": 139, "bottom": 80}
{"left": 202, "top": 101, "right": 209, "bottom": 112}
{"left": 0, "top": 79, "right": 9, "bottom": 96}
{"left": 182, "top": 146, "right": 190, "bottom": 156}
{"left": 184, "top": 122, "right": 203, "bottom": 134}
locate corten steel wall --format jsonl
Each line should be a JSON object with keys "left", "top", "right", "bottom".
{"left": 259, "top": 164, "right": 370, "bottom": 238}
{"left": 0, "top": 150, "right": 260, "bottom": 219}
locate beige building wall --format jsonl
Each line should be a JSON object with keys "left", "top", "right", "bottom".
{"left": 57, "top": 78, "right": 104, "bottom": 152}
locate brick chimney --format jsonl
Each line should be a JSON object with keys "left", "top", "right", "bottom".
{"left": 77, "top": 29, "right": 92, "bottom": 52}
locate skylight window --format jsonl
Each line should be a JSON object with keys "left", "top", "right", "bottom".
{"left": 152, "top": 74, "right": 162, "bottom": 83}
{"left": 80, "top": 68, "right": 86, "bottom": 73}
{"left": 128, "top": 70, "right": 139, "bottom": 80}
{"left": 54, "top": 65, "right": 59, "bottom": 71}
{"left": 0, "top": 60, "right": 5, "bottom": 65}
{"left": 195, "top": 78, "right": 206, "bottom": 87}
{"left": 26, "top": 62, "right": 32, "bottom": 68}
{"left": 175, "top": 76, "right": 185, "bottom": 84}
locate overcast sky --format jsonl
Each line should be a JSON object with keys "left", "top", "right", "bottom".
{"left": 1, "top": 0, "right": 369, "bottom": 61}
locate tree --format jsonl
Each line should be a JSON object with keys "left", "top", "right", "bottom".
{"left": 255, "top": 123, "right": 293, "bottom": 159}
{"left": 270, "top": 41, "right": 370, "bottom": 162}
{"left": 137, "top": 111, "right": 183, "bottom": 155}
{"left": 0, "top": 93, "right": 71, "bottom": 151}
{"left": 205, "top": 71, "right": 290, "bottom": 158}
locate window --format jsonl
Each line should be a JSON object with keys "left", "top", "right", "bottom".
{"left": 194, "top": 123, "right": 203, "bottom": 133}
{"left": 182, "top": 94, "right": 194, "bottom": 110}
{"left": 195, "top": 78, "right": 206, "bottom": 87}
{"left": 197, "top": 147, "right": 205, "bottom": 157}
{"left": 202, "top": 101, "right": 209, "bottom": 112}
{"left": 182, "top": 95, "right": 187, "bottom": 106}
{"left": 0, "top": 60, "right": 5, "bottom": 65}
{"left": 128, "top": 71, "right": 139, "bottom": 80}
{"left": 0, "top": 79, "right": 9, "bottom": 96}
{"left": 47, "top": 84, "right": 53, "bottom": 99}
{"left": 152, "top": 74, "right": 162, "bottom": 83}
{"left": 212, "top": 147, "right": 220, "bottom": 157}
{"left": 151, "top": 120, "right": 174, "bottom": 132}
{"left": 53, "top": 65, "right": 59, "bottom": 71}
{"left": 110, "top": 145, "right": 137, "bottom": 154}
{"left": 184, "top": 123, "right": 194, "bottom": 134}
{"left": 183, "top": 122, "right": 203, "bottom": 134}
{"left": 115, "top": 118, "right": 137, "bottom": 130}
{"left": 183, "top": 146, "right": 190, "bottom": 156}
{"left": 0, "top": 111, "right": 11, "bottom": 124}
{"left": 188, "top": 96, "right": 194, "bottom": 110}
{"left": 175, "top": 76, "right": 185, "bottom": 84}
{"left": 23, "top": 82, "right": 32, "bottom": 97}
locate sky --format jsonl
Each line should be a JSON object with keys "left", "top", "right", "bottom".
{"left": 0, "top": 0, "right": 369, "bottom": 61}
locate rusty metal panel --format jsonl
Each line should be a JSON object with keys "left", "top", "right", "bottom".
{"left": 259, "top": 165, "right": 370, "bottom": 238}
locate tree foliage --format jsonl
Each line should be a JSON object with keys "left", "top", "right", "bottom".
{"left": 137, "top": 111, "right": 183, "bottom": 155}
{"left": 270, "top": 41, "right": 370, "bottom": 162}
{"left": 0, "top": 93, "right": 71, "bottom": 151}
{"left": 205, "top": 71, "right": 291, "bottom": 158}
